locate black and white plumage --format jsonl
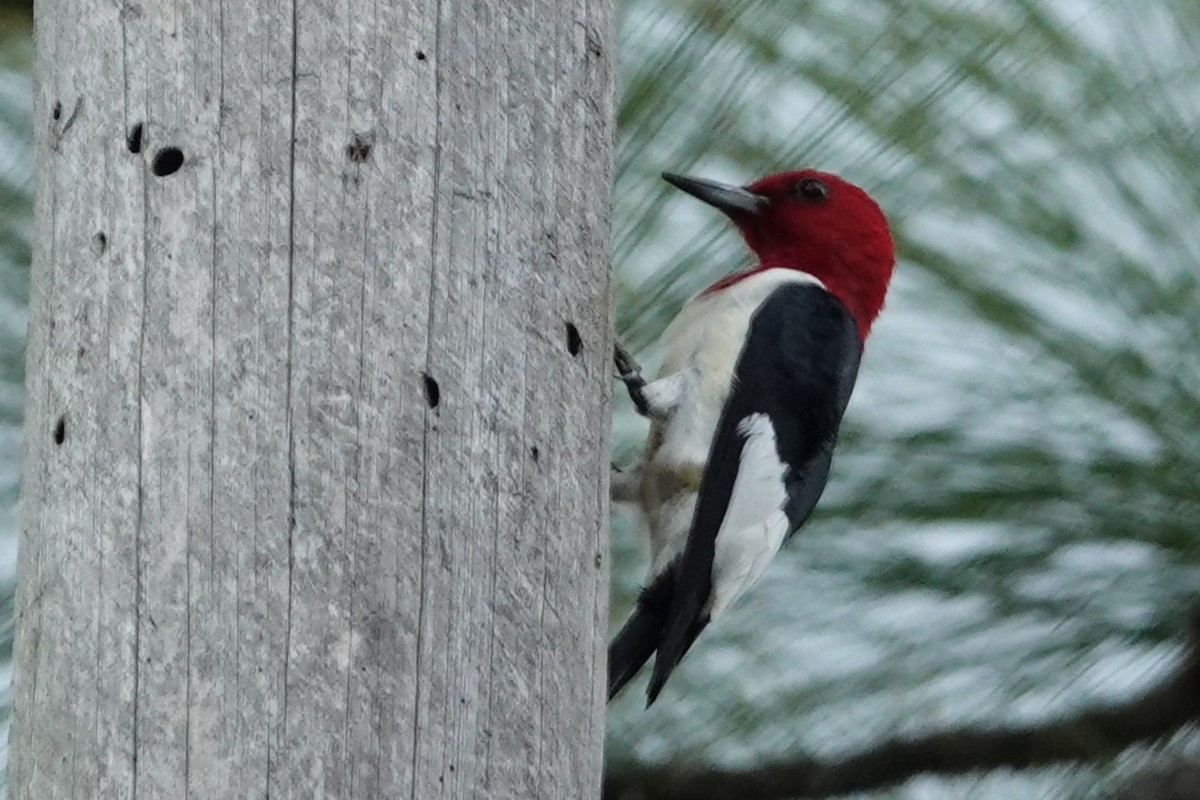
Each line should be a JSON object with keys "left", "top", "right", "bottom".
{"left": 608, "top": 169, "right": 894, "bottom": 705}
{"left": 609, "top": 272, "right": 860, "bottom": 703}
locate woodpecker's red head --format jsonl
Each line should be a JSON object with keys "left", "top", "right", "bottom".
{"left": 663, "top": 169, "right": 894, "bottom": 339}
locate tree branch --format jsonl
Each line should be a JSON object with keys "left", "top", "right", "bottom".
{"left": 605, "top": 609, "right": 1200, "bottom": 799}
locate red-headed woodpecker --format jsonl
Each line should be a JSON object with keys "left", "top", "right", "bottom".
{"left": 610, "top": 169, "right": 895, "bottom": 705}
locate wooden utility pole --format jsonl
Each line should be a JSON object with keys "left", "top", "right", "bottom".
{"left": 11, "top": 0, "right": 613, "bottom": 797}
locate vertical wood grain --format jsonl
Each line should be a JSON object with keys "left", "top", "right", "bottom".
{"left": 10, "top": 0, "right": 613, "bottom": 795}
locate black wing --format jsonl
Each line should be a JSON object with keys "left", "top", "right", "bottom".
{"left": 644, "top": 282, "right": 862, "bottom": 704}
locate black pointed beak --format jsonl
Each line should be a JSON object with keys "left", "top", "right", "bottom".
{"left": 662, "top": 173, "right": 767, "bottom": 217}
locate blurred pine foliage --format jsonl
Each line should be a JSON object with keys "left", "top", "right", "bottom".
{"left": 609, "top": 1, "right": 1200, "bottom": 797}
{"left": 0, "top": 16, "right": 32, "bottom": 780}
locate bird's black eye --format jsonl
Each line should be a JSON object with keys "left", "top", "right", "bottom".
{"left": 794, "top": 177, "right": 829, "bottom": 202}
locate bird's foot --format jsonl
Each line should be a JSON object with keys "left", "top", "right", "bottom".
{"left": 613, "top": 341, "right": 651, "bottom": 417}
{"left": 610, "top": 463, "right": 642, "bottom": 504}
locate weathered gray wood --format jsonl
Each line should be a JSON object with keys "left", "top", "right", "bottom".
{"left": 10, "top": 0, "right": 613, "bottom": 795}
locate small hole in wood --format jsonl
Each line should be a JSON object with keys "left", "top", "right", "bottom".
{"left": 422, "top": 373, "right": 440, "bottom": 409}
{"left": 346, "top": 134, "right": 372, "bottom": 163}
{"left": 530, "top": 445, "right": 539, "bottom": 462}
{"left": 151, "top": 146, "right": 185, "bottom": 176}
{"left": 52, "top": 101, "right": 62, "bottom": 121}
{"left": 127, "top": 122, "right": 144, "bottom": 154}
{"left": 415, "top": 50, "right": 427, "bottom": 61}
{"left": 565, "top": 322, "right": 582, "bottom": 356}
{"left": 92, "top": 231, "right": 108, "bottom": 256}
{"left": 53, "top": 415, "right": 66, "bottom": 446}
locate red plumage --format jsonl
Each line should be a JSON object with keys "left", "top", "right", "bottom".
{"left": 703, "top": 169, "right": 894, "bottom": 340}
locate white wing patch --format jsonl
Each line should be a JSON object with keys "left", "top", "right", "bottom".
{"left": 707, "top": 413, "right": 790, "bottom": 619}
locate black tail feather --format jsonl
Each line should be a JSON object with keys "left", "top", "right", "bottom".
{"left": 607, "top": 605, "right": 666, "bottom": 701}
{"left": 607, "top": 566, "right": 676, "bottom": 702}
{"left": 646, "top": 545, "right": 716, "bottom": 706}
{"left": 645, "top": 612, "right": 709, "bottom": 706}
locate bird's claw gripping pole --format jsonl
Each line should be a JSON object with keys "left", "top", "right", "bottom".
{"left": 613, "top": 341, "right": 651, "bottom": 417}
